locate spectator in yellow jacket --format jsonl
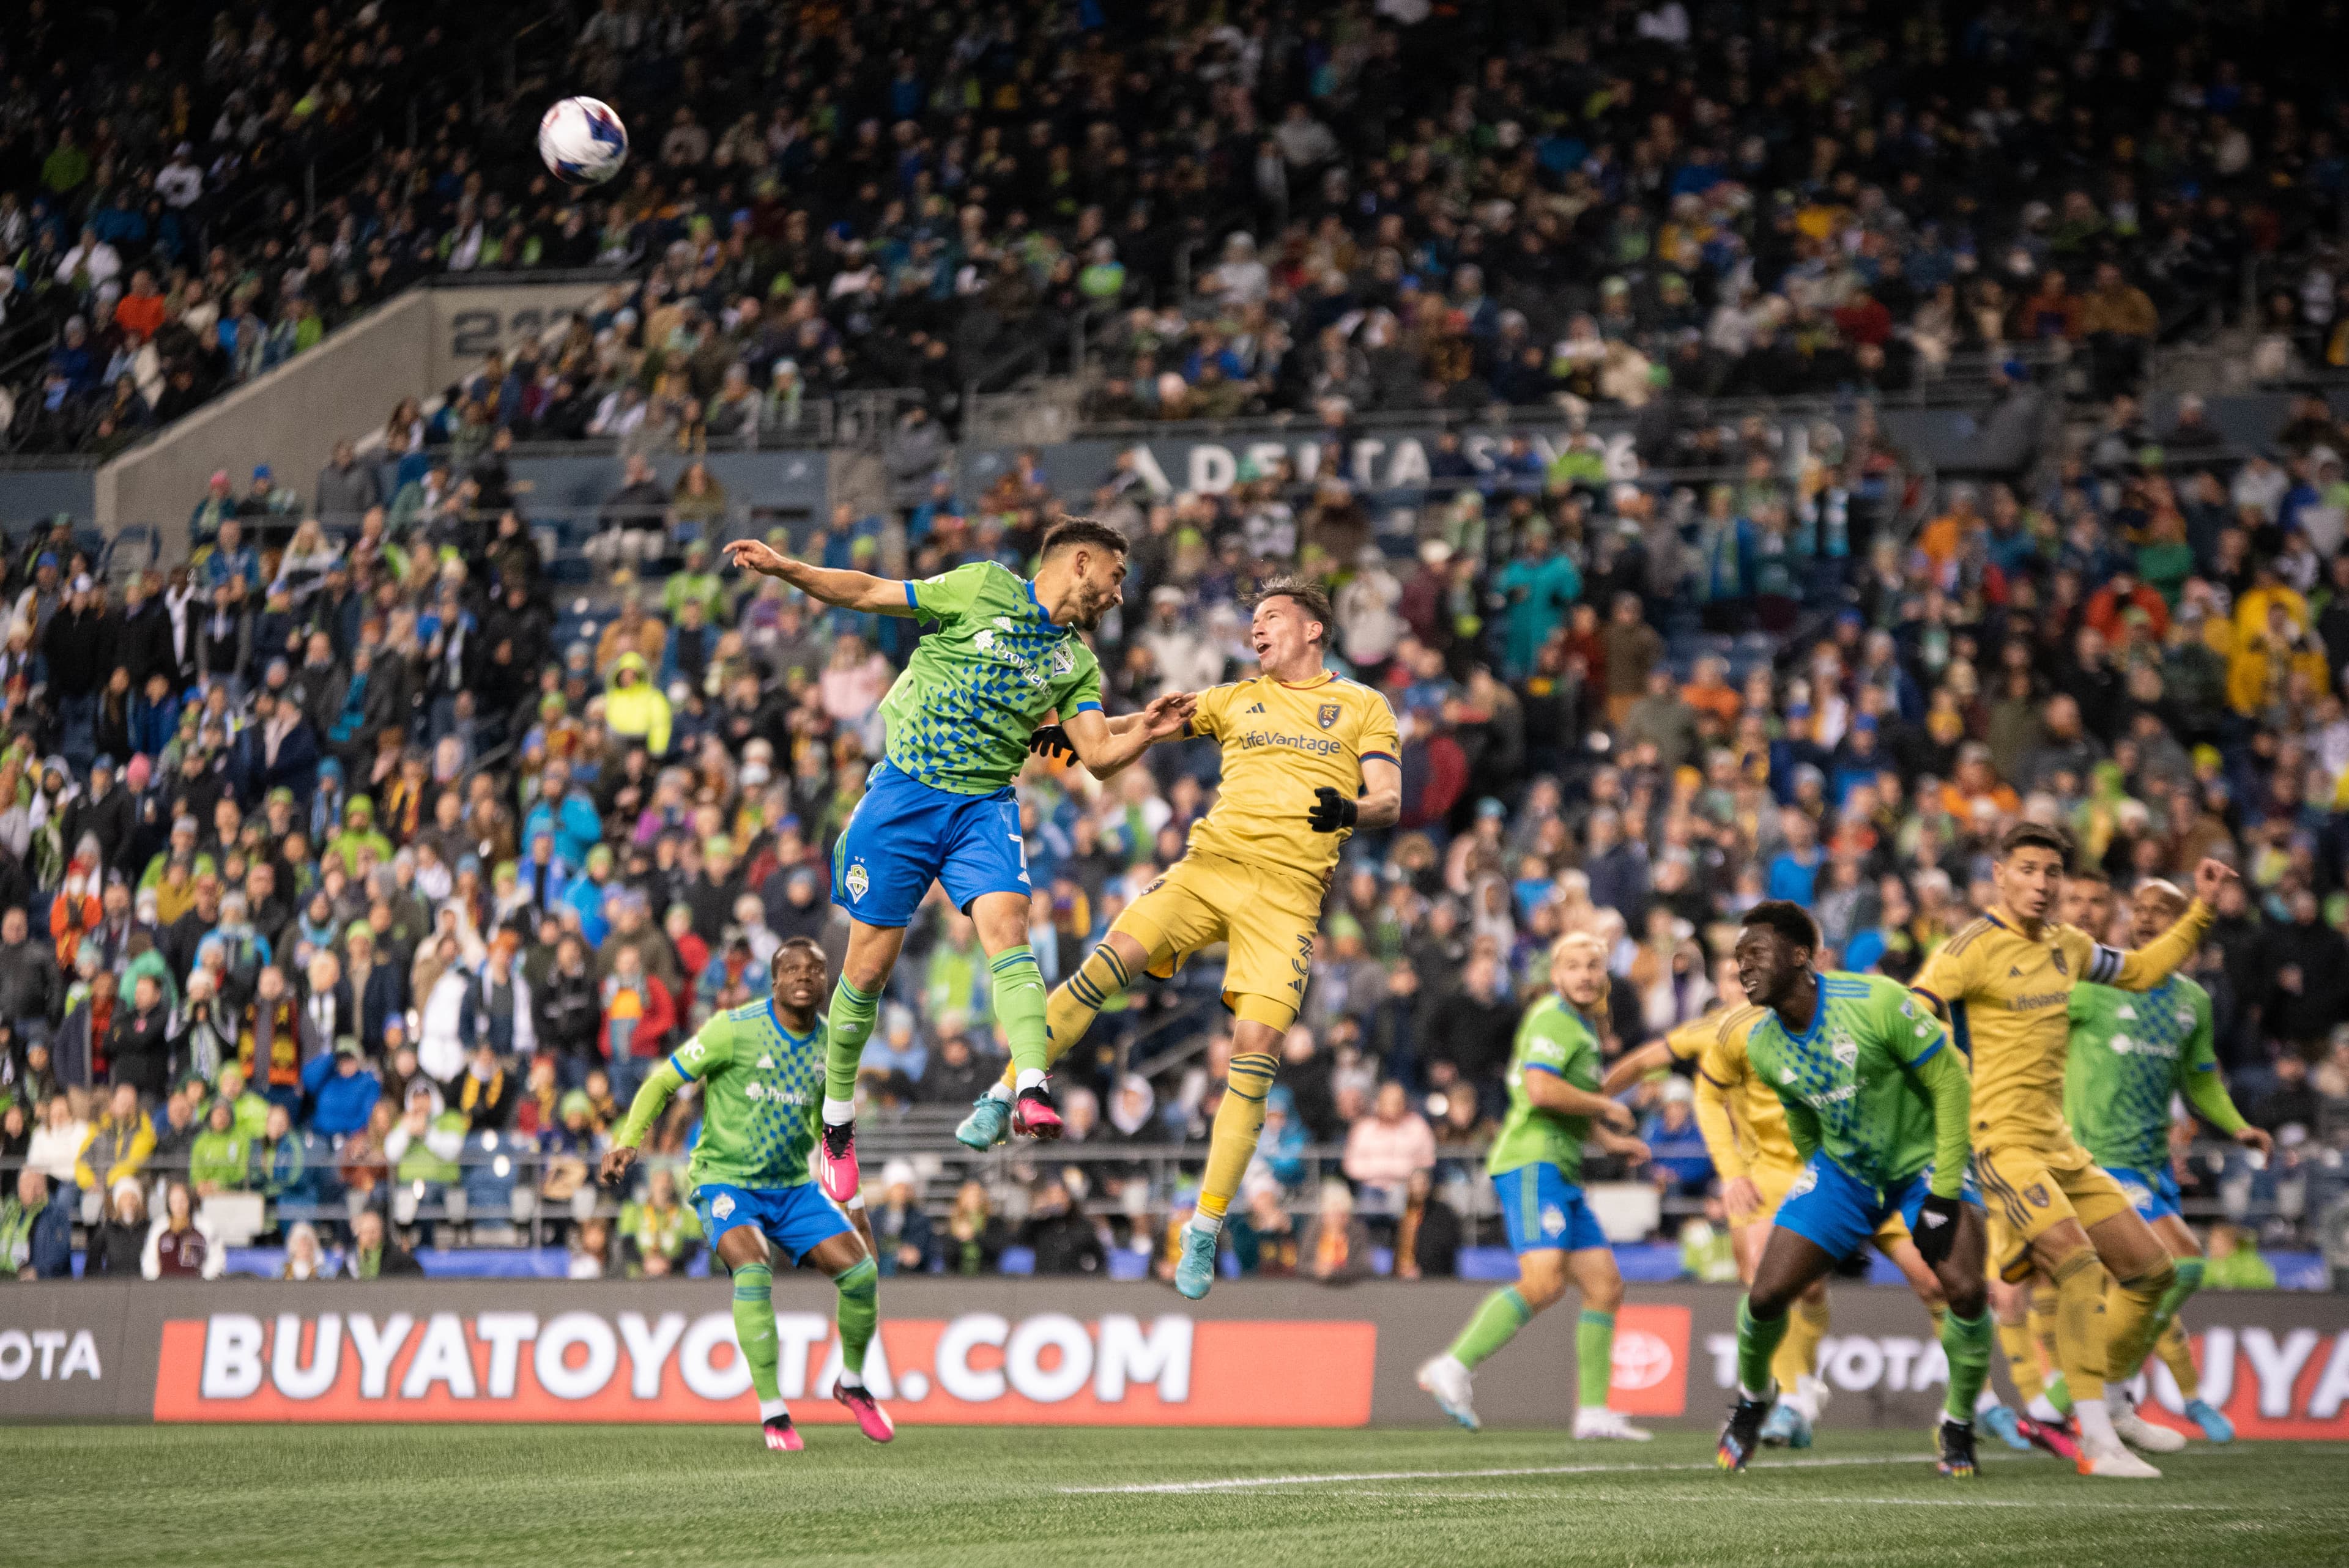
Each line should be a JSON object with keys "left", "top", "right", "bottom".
{"left": 75, "top": 1082, "right": 154, "bottom": 1193}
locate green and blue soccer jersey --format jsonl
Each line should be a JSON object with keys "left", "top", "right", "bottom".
{"left": 2065, "top": 975, "right": 2216, "bottom": 1175}
{"left": 881, "top": 561, "right": 1105, "bottom": 796}
{"left": 670, "top": 1000, "right": 829, "bottom": 1193}
{"left": 1487, "top": 994, "right": 1603, "bottom": 1184}
{"left": 1744, "top": 972, "right": 1954, "bottom": 1190}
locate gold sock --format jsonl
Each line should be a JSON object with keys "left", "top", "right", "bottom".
{"left": 1997, "top": 1317, "right": 2046, "bottom": 1403}
{"left": 1194, "top": 1052, "right": 1277, "bottom": 1222}
{"left": 1001, "top": 941, "right": 1135, "bottom": 1093}
{"left": 1928, "top": 1303, "right": 1948, "bottom": 1334}
{"left": 2153, "top": 1318, "right": 2200, "bottom": 1402}
{"left": 2102, "top": 1257, "right": 2176, "bottom": 1386}
{"left": 2050, "top": 1251, "right": 2109, "bottom": 1407}
{"left": 2028, "top": 1284, "right": 2063, "bottom": 1389}
{"left": 1772, "top": 1295, "right": 1829, "bottom": 1392}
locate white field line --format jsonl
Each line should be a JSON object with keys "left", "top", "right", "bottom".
{"left": 1332, "top": 1490, "right": 2246, "bottom": 1511}
{"left": 1061, "top": 1454, "right": 1932, "bottom": 1494}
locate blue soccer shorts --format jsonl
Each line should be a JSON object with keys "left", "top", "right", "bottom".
{"left": 830, "top": 760, "right": 1031, "bottom": 928}
{"left": 1773, "top": 1152, "right": 1984, "bottom": 1262}
{"left": 2099, "top": 1163, "right": 2184, "bottom": 1223}
{"left": 1493, "top": 1162, "right": 1611, "bottom": 1255}
{"left": 692, "top": 1181, "right": 853, "bottom": 1264}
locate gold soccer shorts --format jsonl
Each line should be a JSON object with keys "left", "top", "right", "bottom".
{"left": 1113, "top": 852, "right": 1323, "bottom": 1032}
{"left": 1974, "top": 1138, "right": 2134, "bottom": 1282}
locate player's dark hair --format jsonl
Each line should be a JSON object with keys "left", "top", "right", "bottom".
{"left": 1253, "top": 575, "right": 1334, "bottom": 647}
{"left": 1998, "top": 820, "right": 2073, "bottom": 867}
{"left": 1741, "top": 900, "right": 1819, "bottom": 955}
{"left": 771, "top": 935, "right": 825, "bottom": 978}
{"left": 2066, "top": 865, "right": 2111, "bottom": 887}
{"left": 1039, "top": 517, "right": 1129, "bottom": 561}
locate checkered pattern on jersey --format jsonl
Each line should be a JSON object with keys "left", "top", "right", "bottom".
{"left": 705, "top": 1005, "right": 825, "bottom": 1188}
{"left": 2083, "top": 977, "right": 2198, "bottom": 1172}
{"left": 886, "top": 568, "right": 1081, "bottom": 794}
{"left": 1747, "top": 977, "right": 1917, "bottom": 1191}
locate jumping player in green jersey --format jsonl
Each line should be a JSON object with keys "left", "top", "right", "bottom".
{"left": 1418, "top": 933, "right": 1655, "bottom": 1440}
{"left": 2067, "top": 876, "right": 2271, "bottom": 1443}
{"left": 601, "top": 937, "right": 892, "bottom": 1452}
{"left": 723, "top": 524, "right": 1193, "bottom": 1202}
{"left": 1711, "top": 903, "right": 1997, "bottom": 1479}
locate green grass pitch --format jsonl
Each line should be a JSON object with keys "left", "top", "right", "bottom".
{"left": 9, "top": 1426, "right": 2345, "bottom": 1566}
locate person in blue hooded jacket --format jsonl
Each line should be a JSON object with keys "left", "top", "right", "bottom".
{"left": 302, "top": 1037, "right": 381, "bottom": 1137}
{"left": 522, "top": 758, "right": 603, "bottom": 869}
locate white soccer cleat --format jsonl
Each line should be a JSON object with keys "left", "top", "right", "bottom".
{"left": 1794, "top": 1372, "right": 1831, "bottom": 1421}
{"left": 2110, "top": 1398, "right": 2187, "bottom": 1454}
{"left": 1573, "top": 1405, "right": 1652, "bottom": 1441}
{"left": 1417, "top": 1354, "right": 1480, "bottom": 1431}
{"left": 2076, "top": 1436, "right": 2162, "bottom": 1479}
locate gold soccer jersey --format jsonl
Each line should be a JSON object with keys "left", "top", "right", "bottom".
{"left": 1669, "top": 1004, "right": 1793, "bottom": 1175}
{"left": 1182, "top": 673, "right": 1398, "bottom": 889}
{"left": 1909, "top": 903, "right": 2211, "bottom": 1155}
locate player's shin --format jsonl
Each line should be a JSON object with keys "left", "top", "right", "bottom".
{"left": 1770, "top": 1294, "right": 1828, "bottom": 1407}
{"left": 1577, "top": 1309, "right": 1617, "bottom": 1410}
{"left": 1449, "top": 1285, "right": 1534, "bottom": 1370}
{"left": 2049, "top": 1249, "right": 2123, "bottom": 1448}
{"left": 823, "top": 977, "right": 880, "bottom": 1118}
{"left": 1941, "top": 1306, "right": 1994, "bottom": 1424}
{"left": 2101, "top": 1255, "right": 2176, "bottom": 1389}
{"left": 730, "top": 1262, "right": 785, "bottom": 1411}
{"left": 2141, "top": 1255, "right": 2205, "bottom": 1387}
{"left": 1735, "top": 1295, "right": 1791, "bottom": 1400}
{"left": 988, "top": 945, "right": 1050, "bottom": 1081}
{"left": 1192, "top": 1051, "right": 1278, "bottom": 1236}
{"left": 1998, "top": 1314, "right": 2047, "bottom": 1403}
{"left": 831, "top": 1256, "right": 878, "bottom": 1386}
{"left": 2028, "top": 1281, "right": 2073, "bottom": 1415}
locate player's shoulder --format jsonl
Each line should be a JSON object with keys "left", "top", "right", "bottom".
{"left": 1941, "top": 914, "right": 2003, "bottom": 958}
{"left": 1718, "top": 1000, "right": 1769, "bottom": 1042}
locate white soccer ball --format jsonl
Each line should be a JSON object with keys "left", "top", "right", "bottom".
{"left": 538, "top": 96, "right": 629, "bottom": 187}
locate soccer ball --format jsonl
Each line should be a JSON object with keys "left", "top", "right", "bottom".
{"left": 538, "top": 96, "right": 628, "bottom": 186}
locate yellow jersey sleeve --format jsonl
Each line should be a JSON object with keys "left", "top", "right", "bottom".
{"left": 1693, "top": 1018, "right": 1757, "bottom": 1178}
{"left": 2056, "top": 900, "right": 2214, "bottom": 990}
{"left": 1189, "top": 683, "right": 1234, "bottom": 744}
{"left": 1356, "top": 690, "right": 1399, "bottom": 771}
{"left": 1910, "top": 926, "right": 1978, "bottom": 1017}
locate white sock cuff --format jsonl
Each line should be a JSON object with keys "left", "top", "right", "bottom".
{"left": 822, "top": 1097, "right": 856, "bottom": 1125}
{"left": 836, "top": 1368, "right": 864, "bottom": 1390}
{"left": 759, "top": 1397, "right": 790, "bottom": 1422}
{"left": 985, "top": 1082, "right": 1014, "bottom": 1104}
{"left": 1015, "top": 1068, "right": 1046, "bottom": 1092}
{"left": 1189, "top": 1212, "right": 1225, "bottom": 1240}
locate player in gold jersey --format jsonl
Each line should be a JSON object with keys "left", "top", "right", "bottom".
{"left": 1909, "top": 820, "right": 2234, "bottom": 1479}
{"left": 1606, "top": 959, "right": 1981, "bottom": 1447}
{"left": 955, "top": 577, "right": 1401, "bottom": 1300}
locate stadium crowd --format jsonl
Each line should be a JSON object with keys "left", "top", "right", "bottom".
{"left": 3, "top": 342, "right": 2349, "bottom": 1284}
{"left": 9, "top": 0, "right": 2348, "bottom": 452}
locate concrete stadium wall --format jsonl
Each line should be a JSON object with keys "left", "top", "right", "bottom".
{"left": 94, "top": 277, "right": 618, "bottom": 552}
{"left": 6, "top": 1278, "right": 2345, "bottom": 1432}
{"left": 0, "top": 465, "right": 99, "bottom": 528}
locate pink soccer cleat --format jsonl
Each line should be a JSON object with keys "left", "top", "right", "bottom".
{"left": 814, "top": 1119, "right": 861, "bottom": 1204}
{"left": 1012, "top": 1084, "right": 1063, "bottom": 1139}
{"left": 763, "top": 1414, "right": 804, "bottom": 1452}
{"left": 835, "top": 1381, "right": 896, "bottom": 1442}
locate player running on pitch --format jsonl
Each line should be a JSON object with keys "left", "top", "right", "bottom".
{"left": 722, "top": 525, "right": 1193, "bottom": 1203}
{"left": 952, "top": 579, "right": 1400, "bottom": 1302}
{"left": 1709, "top": 903, "right": 1997, "bottom": 1479}
{"left": 1418, "top": 931, "right": 1655, "bottom": 1440}
{"left": 600, "top": 937, "right": 892, "bottom": 1452}
{"left": 1909, "top": 821, "right": 2236, "bottom": 1479}
{"left": 2065, "top": 873, "right": 2269, "bottom": 1443}
{"left": 1604, "top": 957, "right": 2002, "bottom": 1450}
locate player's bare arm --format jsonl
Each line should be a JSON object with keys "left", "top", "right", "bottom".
{"left": 1031, "top": 691, "right": 1197, "bottom": 779}
{"left": 1524, "top": 1068, "right": 1636, "bottom": 1133}
{"left": 1601, "top": 1038, "right": 1675, "bottom": 1096}
{"left": 723, "top": 537, "right": 918, "bottom": 616}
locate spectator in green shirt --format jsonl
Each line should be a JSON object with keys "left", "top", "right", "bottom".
{"left": 189, "top": 1100, "right": 251, "bottom": 1194}
{"left": 2203, "top": 1223, "right": 2277, "bottom": 1290}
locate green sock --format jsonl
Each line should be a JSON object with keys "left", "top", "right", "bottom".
{"left": 1448, "top": 1287, "right": 1532, "bottom": 1370}
{"left": 2044, "top": 1370, "right": 2074, "bottom": 1416}
{"left": 823, "top": 977, "right": 879, "bottom": 1106}
{"left": 1941, "top": 1307, "right": 1994, "bottom": 1423}
{"left": 989, "top": 945, "right": 1048, "bottom": 1077}
{"left": 1737, "top": 1296, "right": 1790, "bottom": 1397}
{"left": 833, "top": 1256, "right": 878, "bottom": 1378}
{"left": 730, "top": 1262, "right": 781, "bottom": 1402}
{"left": 1577, "top": 1309, "right": 1616, "bottom": 1409}
{"left": 2154, "top": 1256, "right": 2203, "bottom": 1335}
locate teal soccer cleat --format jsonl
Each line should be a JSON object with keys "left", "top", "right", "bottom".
{"left": 2183, "top": 1398, "right": 2235, "bottom": 1443}
{"left": 956, "top": 1094, "right": 1012, "bottom": 1150}
{"left": 1759, "top": 1400, "right": 1812, "bottom": 1449}
{"left": 1173, "top": 1226, "right": 1217, "bottom": 1300}
{"left": 1981, "top": 1403, "right": 2032, "bottom": 1451}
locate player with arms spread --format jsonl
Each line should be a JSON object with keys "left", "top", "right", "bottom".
{"left": 600, "top": 937, "right": 893, "bottom": 1452}
{"left": 1605, "top": 957, "right": 1984, "bottom": 1449}
{"left": 1909, "top": 821, "right": 2236, "bottom": 1479}
{"left": 722, "top": 524, "right": 1193, "bottom": 1201}
{"left": 952, "top": 579, "right": 1400, "bottom": 1303}
{"left": 1710, "top": 903, "right": 1996, "bottom": 1480}
{"left": 2066, "top": 873, "right": 2269, "bottom": 1443}
{"left": 1418, "top": 933, "right": 1655, "bottom": 1441}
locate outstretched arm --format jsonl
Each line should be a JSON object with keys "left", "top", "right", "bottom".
{"left": 1524, "top": 1068, "right": 1636, "bottom": 1132}
{"left": 1602, "top": 1038, "right": 1675, "bottom": 1097}
{"left": 722, "top": 538, "right": 918, "bottom": 617}
{"left": 599, "top": 1059, "right": 685, "bottom": 1185}
{"left": 1041, "top": 692, "right": 1198, "bottom": 781}
{"left": 1355, "top": 756, "right": 1402, "bottom": 830}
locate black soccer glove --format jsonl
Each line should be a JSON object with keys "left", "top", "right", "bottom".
{"left": 1911, "top": 1192, "right": 1964, "bottom": 1267}
{"left": 1028, "top": 725, "right": 1074, "bottom": 761}
{"left": 1306, "top": 786, "right": 1359, "bottom": 833}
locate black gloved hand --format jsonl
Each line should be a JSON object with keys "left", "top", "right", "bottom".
{"left": 1306, "top": 786, "right": 1359, "bottom": 833}
{"left": 1911, "top": 1191, "right": 1964, "bottom": 1267}
{"left": 1027, "top": 724, "right": 1074, "bottom": 761}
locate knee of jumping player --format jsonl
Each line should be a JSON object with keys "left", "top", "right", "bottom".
{"left": 1515, "top": 1251, "right": 1572, "bottom": 1311}
{"left": 1575, "top": 1254, "right": 1626, "bottom": 1314}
